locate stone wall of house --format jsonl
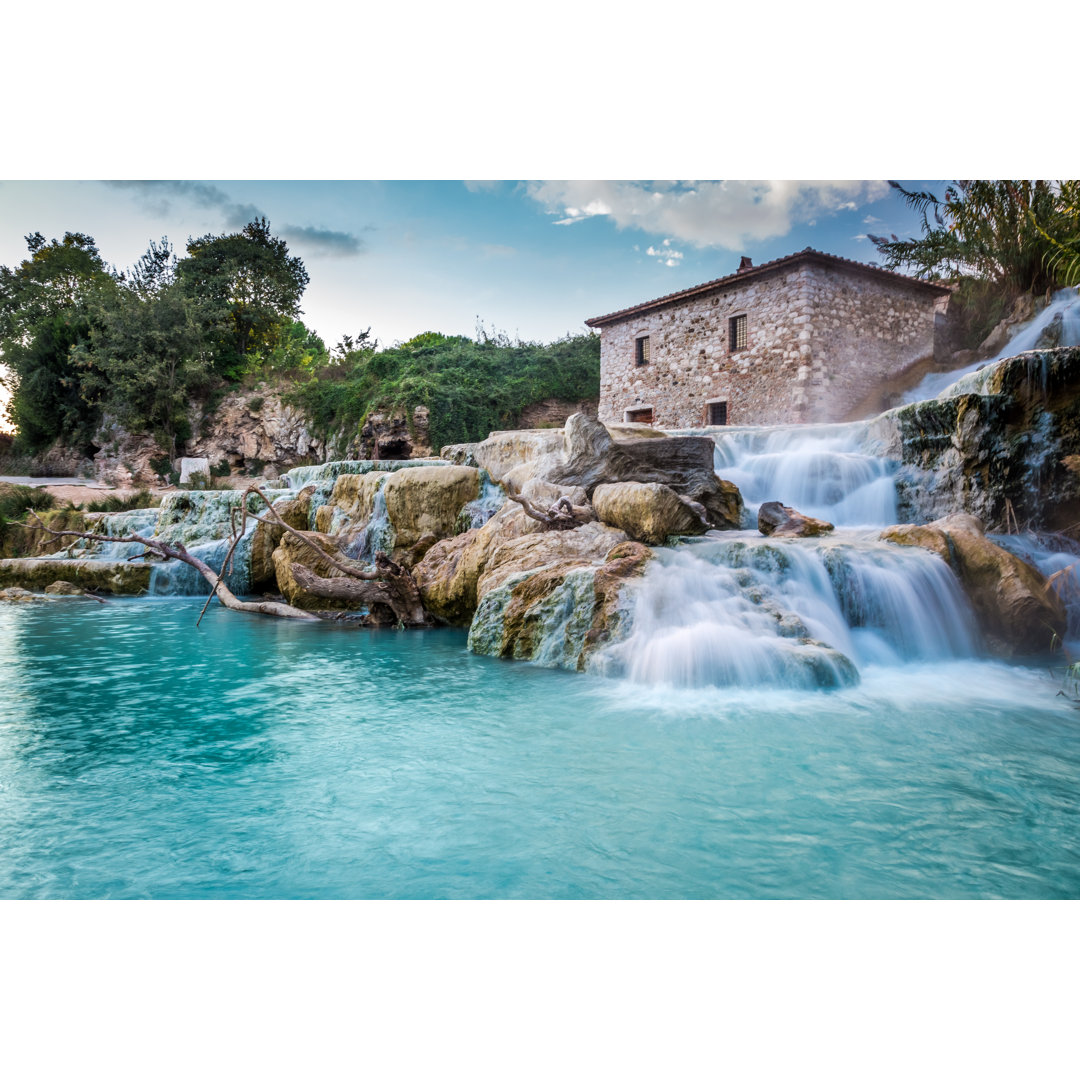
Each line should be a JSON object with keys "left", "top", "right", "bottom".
{"left": 802, "top": 265, "right": 939, "bottom": 422}
{"left": 597, "top": 264, "right": 939, "bottom": 427}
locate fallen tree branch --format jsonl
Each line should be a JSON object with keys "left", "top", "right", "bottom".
{"left": 508, "top": 493, "right": 594, "bottom": 530}
{"left": 17, "top": 512, "right": 320, "bottom": 622}
{"left": 241, "top": 485, "right": 395, "bottom": 582}
{"left": 290, "top": 551, "right": 430, "bottom": 626}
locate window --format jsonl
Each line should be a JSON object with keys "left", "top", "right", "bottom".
{"left": 625, "top": 406, "right": 654, "bottom": 424}
{"left": 729, "top": 314, "right": 747, "bottom": 351}
{"left": 635, "top": 335, "right": 650, "bottom": 366}
{"left": 707, "top": 401, "right": 728, "bottom": 426}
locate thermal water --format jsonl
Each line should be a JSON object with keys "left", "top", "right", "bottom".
{"left": 905, "top": 286, "right": 1080, "bottom": 403}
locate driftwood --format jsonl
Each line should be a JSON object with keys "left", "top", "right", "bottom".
{"left": 18, "top": 488, "right": 432, "bottom": 627}
{"left": 508, "top": 493, "right": 595, "bottom": 531}
{"left": 21, "top": 511, "right": 320, "bottom": 621}
{"left": 290, "top": 552, "right": 430, "bottom": 626}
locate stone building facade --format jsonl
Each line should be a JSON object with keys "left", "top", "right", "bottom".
{"left": 586, "top": 249, "right": 951, "bottom": 427}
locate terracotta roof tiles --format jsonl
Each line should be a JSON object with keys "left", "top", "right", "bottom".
{"left": 584, "top": 248, "right": 951, "bottom": 327}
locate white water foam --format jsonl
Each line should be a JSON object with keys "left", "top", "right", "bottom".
{"left": 709, "top": 424, "right": 898, "bottom": 527}
{"left": 595, "top": 533, "right": 979, "bottom": 690}
{"left": 906, "top": 287, "right": 1080, "bottom": 404}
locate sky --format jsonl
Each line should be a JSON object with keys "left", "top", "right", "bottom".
{"left": 0, "top": 179, "right": 934, "bottom": 353}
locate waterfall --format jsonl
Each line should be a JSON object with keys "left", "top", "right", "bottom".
{"left": 991, "top": 530, "right": 1080, "bottom": 645}
{"left": 148, "top": 489, "right": 290, "bottom": 596}
{"left": 905, "top": 287, "right": 1080, "bottom": 404}
{"left": 709, "top": 423, "right": 898, "bottom": 527}
{"left": 459, "top": 470, "right": 506, "bottom": 530}
{"left": 341, "top": 480, "right": 395, "bottom": 562}
{"left": 55, "top": 507, "right": 161, "bottom": 562}
{"left": 594, "top": 534, "right": 979, "bottom": 690}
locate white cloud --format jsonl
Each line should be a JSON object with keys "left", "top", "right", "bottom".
{"left": 646, "top": 241, "right": 684, "bottom": 266}
{"left": 863, "top": 214, "right": 882, "bottom": 225}
{"left": 525, "top": 180, "right": 890, "bottom": 249}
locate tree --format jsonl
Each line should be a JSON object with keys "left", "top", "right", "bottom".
{"left": 869, "top": 181, "right": 1070, "bottom": 296}
{"left": 73, "top": 275, "right": 215, "bottom": 459}
{"left": 176, "top": 217, "right": 309, "bottom": 378}
{"left": 0, "top": 232, "right": 117, "bottom": 451}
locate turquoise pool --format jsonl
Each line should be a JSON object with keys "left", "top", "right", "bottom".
{"left": 1, "top": 599, "right": 1078, "bottom": 898}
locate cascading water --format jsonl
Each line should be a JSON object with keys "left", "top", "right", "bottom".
{"left": 594, "top": 534, "right": 979, "bottom": 690}
{"left": 709, "top": 422, "right": 898, "bottom": 526}
{"left": 459, "top": 470, "right": 506, "bottom": 530}
{"left": 905, "top": 287, "right": 1080, "bottom": 403}
{"left": 53, "top": 507, "right": 161, "bottom": 562}
{"left": 149, "top": 489, "right": 289, "bottom": 596}
{"left": 342, "top": 480, "right": 394, "bottom": 562}
{"left": 281, "top": 458, "right": 452, "bottom": 528}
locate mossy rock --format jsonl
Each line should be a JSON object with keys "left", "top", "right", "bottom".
{"left": 0, "top": 558, "right": 152, "bottom": 595}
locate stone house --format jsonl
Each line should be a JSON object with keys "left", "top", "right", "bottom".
{"left": 585, "top": 249, "right": 951, "bottom": 427}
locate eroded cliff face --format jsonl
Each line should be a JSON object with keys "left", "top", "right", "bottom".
{"left": 874, "top": 346, "right": 1080, "bottom": 531}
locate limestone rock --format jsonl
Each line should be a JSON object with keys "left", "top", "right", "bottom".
{"left": 177, "top": 457, "right": 211, "bottom": 485}
{"left": 271, "top": 532, "right": 358, "bottom": 611}
{"left": 358, "top": 406, "right": 432, "bottom": 460}
{"left": 880, "top": 514, "right": 1066, "bottom": 656}
{"left": 0, "top": 586, "right": 46, "bottom": 604}
{"left": 467, "top": 540, "right": 651, "bottom": 670}
{"left": 592, "top": 481, "right": 708, "bottom": 544}
{"left": 0, "top": 558, "right": 151, "bottom": 595}
{"left": 887, "top": 347, "right": 1080, "bottom": 532}
{"left": 476, "top": 520, "right": 629, "bottom": 600}
{"left": 414, "top": 501, "right": 537, "bottom": 625}
{"left": 314, "top": 473, "right": 387, "bottom": 536}
{"left": 91, "top": 421, "right": 161, "bottom": 486}
{"left": 381, "top": 465, "right": 481, "bottom": 553}
{"left": 758, "top": 501, "right": 835, "bottom": 538}
{"left": 187, "top": 386, "right": 325, "bottom": 471}
{"left": 465, "top": 429, "right": 566, "bottom": 485}
{"left": 44, "top": 580, "right": 86, "bottom": 595}
{"left": 545, "top": 414, "right": 743, "bottom": 529}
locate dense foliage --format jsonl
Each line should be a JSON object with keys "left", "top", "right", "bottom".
{"left": 870, "top": 181, "right": 1080, "bottom": 346}
{"left": 1, "top": 218, "right": 599, "bottom": 462}
{"left": 869, "top": 181, "right": 1073, "bottom": 293}
{"left": 0, "top": 232, "right": 117, "bottom": 451}
{"left": 0, "top": 221, "right": 312, "bottom": 455}
{"left": 292, "top": 329, "right": 600, "bottom": 450}
{"left": 177, "top": 217, "right": 310, "bottom": 379}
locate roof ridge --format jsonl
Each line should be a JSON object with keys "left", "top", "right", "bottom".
{"left": 585, "top": 249, "right": 950, "bottom": 326}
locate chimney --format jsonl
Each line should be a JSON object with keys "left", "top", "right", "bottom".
{"left": 738, "top": 256, "right": 754, "bottom": 272}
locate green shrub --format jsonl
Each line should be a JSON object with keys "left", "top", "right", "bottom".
{"left": 210, "top": 459, "right": 232, "bottom": 478}
{"left": 84, "top": 490, "right": 159, "bottom": 513}
{"left": 289, "top": 330, "right": 600, "bottom": 452}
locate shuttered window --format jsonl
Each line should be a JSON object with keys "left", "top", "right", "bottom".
{"left": 635, "top": 336, "right": 650, "bottom": 366}
{"left": 626, "top": 407, "right": 654, "bottom": 424}
{"left": 708, "top": 401, "right": 728, "bottom": 426}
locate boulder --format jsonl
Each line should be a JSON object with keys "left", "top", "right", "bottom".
{"left": 0, "top": 586, "right": 43, "bottom": 604}
{"left": 467, "top": 540, "right": 652, "bottom": 670}
{"left": 880, "top": 513, "right": 1066, "bottom": 656}
{"left": 543, "top": 414, "right": 743, "bottom": 529}
{"left": 592, "top": 481, "right": 707, "bottom": 544}
{"left": 758, "top": 501, "right": 835, "bottom": 538}
{"left": 414, "top": 501, "right": 539, "bottom": 625}
{"left": 44, "top": 580, "right": 86, "bottom": 595}
{"left": 381, "top": 465, "right": 481, "bottom": 553}
{"left": 476, "top": 520, "right": 629, "bottom": 600}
